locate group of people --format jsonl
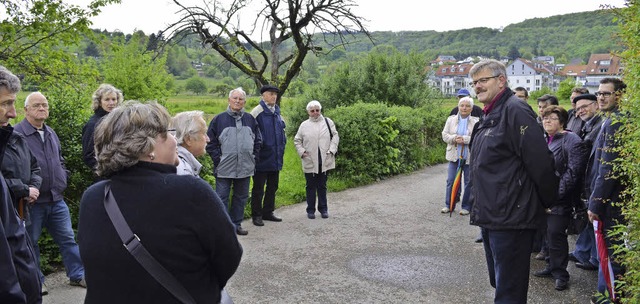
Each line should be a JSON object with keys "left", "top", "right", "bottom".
{"left": 446, "top": 59, "right": 626, "bottom": 303}
{"left": 0, "top": 63, "right": 342, "bottom": 302}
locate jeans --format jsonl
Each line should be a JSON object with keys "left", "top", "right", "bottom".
{"left": 572, "top": 222, "right": 599, "bottom": 265}
{"left": 482, "top": 228, "right": 535, "bottom": 304}
{"left": 251, "top": 171, "right": 279, "bottom": 217}
{"left": 26, "top": 201, "right": 85, "bottom": 283}
{"left": 305, "top": 172, "right": 328, "bottom": 214}
{"left": 445, "top": 161, "right": 470, "bottom": 210}
{"left": 216, "top": 177, "right": 250, "bottom": 227}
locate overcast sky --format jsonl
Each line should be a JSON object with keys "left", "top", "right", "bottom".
{"left": 73, "top": 0, "right": 626, "bottom": 35}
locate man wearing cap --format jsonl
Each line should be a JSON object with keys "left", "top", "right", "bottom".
{"left": 250, "top": 85, "right": 286, "bottom": 226}
{"left": 566, "top": 87, "right": 589, "bottom": 133}
{"left": 449, "top": 88, "right": 483, "bottom": 118}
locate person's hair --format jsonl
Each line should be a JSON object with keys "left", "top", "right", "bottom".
{"left": 306, "top": 100, "right": 322, "bottom": 111}
{"left": 24, "top": 92, "right": 46, "bottom": 107}
{"left": 541, "top": 105, "right": 568, "bottom": 128}
{"left": 469, "top": 59, "right": 506, "bottom": 79}
{"left": 514, "top": 87, "right": 528, "bottom": 97}
{"left": 600, "top": 77, "right": 626, "bottom": 93}
{"left": 571, "top": 87, "right": 589, "bottom": 95}
{"left": 0, "top": 65, "right": 21, "bottom": 94}
{"left": 536, "top": 94, "right": 559, "bottom": 106}
{"left": 94, "top": 101, "right": 171, "bottom": 177}
{"left": 458, "top": 96, "right": 474, "bottom": 107}
{"left": 92, "top": 83, "right": 123, "bottom": 111}
{"left": 171, "top": 110, "right": 205, "bottom": 145}
{"left": 228, "top": 87, "right": 246, "bottom": 99}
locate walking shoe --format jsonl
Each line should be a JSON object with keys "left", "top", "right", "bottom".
{"left": 41, "top": 283, "right": 48, "bottom": 295}
{"left": 70, "top": 278, "right": 87, "bottom": 288}
{"left": 262, "top": 213, "right": 282, "bottom": 222}
{"left": 568, "top": 252, "right": 578, "bottom": 262}
{"left": 535, "top": 251, "right": 548, "bottom": 260}
{"left": 555, "top": 279, "right": 568, "bottom": 291}
{"left": 474, "top": 235, "right": 483, "bottom": 243}
{"left": 236, "top": 226, "right": 248, "bottom": 235}
{"left": 459, "top": 209, "right": 469, "bottom": 215}
{"left": 321, "top": 212, "right": 329, "bottom": 219}
{"left": 441, "top": 207, "right": 450, "bottom": 213}
{"left": 307, "top": 213, "right": 316, "bottom": 219}
{"left": 575, "top": 261, "right": 598, "bottom": 271}
{"left": 252, "top": 216, "right": 264, "bottom": 226}
{"left": 533, "top": 268, "right": 553, "bottom": 278}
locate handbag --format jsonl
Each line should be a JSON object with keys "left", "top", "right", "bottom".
{"left": 103, "top": 182, "right": 233, "bottom": 304}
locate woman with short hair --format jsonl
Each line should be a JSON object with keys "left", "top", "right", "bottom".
{"left": 171, "top": 110, "right": 210, "bottom": 176}
{"left": 78, "top": 101, "right": 242, "bottom": 304}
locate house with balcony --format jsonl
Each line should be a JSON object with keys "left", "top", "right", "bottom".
{"left": 426, "top": 63, "right": 474, "bottom": 97}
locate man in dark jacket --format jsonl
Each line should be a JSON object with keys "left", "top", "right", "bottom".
{"left": 14, "top": 92, "right": 86, "bottom": 293}
{"left": 0, "top": 65, "right": 42, "bottom": 303}
{"left": 249, "top": 85, "right": 286, "bottom": 226}
{"left": 468, "top": 59, "right": 559, "bottom": 303}
{"left": 587, "top": 77, "right": 627, "bottom": 301}
{"left": 207, "top": 87, "right": 262, "bottom": 236}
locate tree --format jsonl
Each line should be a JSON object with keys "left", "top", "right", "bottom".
{"left": 185, "top": 76, "right": 208, "bottom": 95}
{"left": 507, "top": 46, "right": 521, "bottom": 60}
{"left": 166, "top": 0, "right": 371, "bottom": 102}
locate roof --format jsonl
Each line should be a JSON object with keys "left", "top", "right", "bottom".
{"left": 585, "top": 53, "right": 623, "bottom": 76}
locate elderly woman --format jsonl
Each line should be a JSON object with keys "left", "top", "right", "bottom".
{"left": 171, "top": 110, "right": 210, "bottom": 176}
{"left": 82, "top": 83, "right": 123, "bottom": 173}
{"left": 294, "top": 100, "right": 339, "bottom": 219}
{"left": 77, "top": 101, "right": 242, "bottom": 303}
{"left": 533, "top": 105, "right": 587, "bottom": 291}
{"left": 441, "top": 96, "right": 479, "bottom": 215}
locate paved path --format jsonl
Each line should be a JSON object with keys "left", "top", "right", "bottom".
{"left": 43, "top": 164, "right": 597, "bottom": 303}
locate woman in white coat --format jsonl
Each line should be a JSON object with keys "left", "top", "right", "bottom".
{"left": 441, "top": 96, "right": 479, "bottom": 215}
{"left": 294, "top": 100, "right": 339, "bottom": 219}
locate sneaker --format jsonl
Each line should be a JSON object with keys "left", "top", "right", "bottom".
{"left": 41, "top": 283, "right": 49, "bottom": 296}
{"left": 70, "top": 278, "right": 87, "bottom": 288}
{"left": 441, "top": 207, "right": 451, "bottom": 213}
{"left": 459, "top": 209, "right": 469, "bottom": 215}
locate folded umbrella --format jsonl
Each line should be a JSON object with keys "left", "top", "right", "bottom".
{"left": 594, "top": 219, "right": 616, "bottom": 301}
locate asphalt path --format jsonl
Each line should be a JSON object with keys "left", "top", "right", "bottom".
{"left": 43, "top": 163, "right": 598, "bottom": 303}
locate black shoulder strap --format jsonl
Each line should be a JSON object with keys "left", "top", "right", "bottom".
{"left": 324, "top": 117, "right": 333, "bottom": 140}
{"left": 103, "top": 182, "right": 196, "bottom": 304}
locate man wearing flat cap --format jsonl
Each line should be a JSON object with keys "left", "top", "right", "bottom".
{"left": 450, "top": 88, "right": 483, "bottom": 118}
{"left": 250, "top": 85, "right": 286, "bottom": 226}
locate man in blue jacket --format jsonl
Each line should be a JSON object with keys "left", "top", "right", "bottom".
{"left": 0, "top": 65, "right": 42, "bottom": 303}
{"left": 469, "top": 59, "right": 559, "bottom": 303}
{"left": 207, "top": 87, "right": 262, "bottom": 236}
{"left": 250, "top": 85, "right": 286, "bottom": 226}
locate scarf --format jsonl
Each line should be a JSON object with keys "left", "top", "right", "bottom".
{"left": 456, "top": 115, "right": 469, "bottom": 159}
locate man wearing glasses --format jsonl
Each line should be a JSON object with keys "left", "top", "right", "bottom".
{"left": 468, "top": 59, "right": 558, "bottom": 303}
{"left": 587, "top": 77, "right": 627, "bottom": 302}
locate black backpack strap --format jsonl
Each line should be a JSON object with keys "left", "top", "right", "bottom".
{"left": 103, "top": 182, "right": 196, "bottom": 304}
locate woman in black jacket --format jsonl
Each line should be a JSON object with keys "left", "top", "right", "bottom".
{"left": 533, "top": 106, "right": 588, "bottom": 291}
{"left": 81, "top": 84, "right": 122, "bottom": 174}
{"left": 78, "top": 101, "right": 242, "bottom": 304}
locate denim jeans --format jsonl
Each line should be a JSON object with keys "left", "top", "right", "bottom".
{"left": 216, "top": 177, "right": 250, "bottom": 227}
{"left": 305, "top": 172, "right": 328, "bottom": 214}
{"left": 482, "top": 228, "right": 535, "bottom": 304}
{"left": 445, "top": 161, "right": 470, "bottom": 210}
{"left": 26, "top": 200, "right": 85, "bottom": 282}
{"left": 572, "top": 222, "right": 599, "bottom": 265}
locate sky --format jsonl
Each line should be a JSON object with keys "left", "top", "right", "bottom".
{"left": 73, "top": 0, "right": 627, "bottom": 36}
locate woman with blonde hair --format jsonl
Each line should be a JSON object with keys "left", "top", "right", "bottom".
{"left": 78, "top": 101, "right": 242, "bottom": 303}
{"left": 82, "top": 83, "right": 123, "bottom": 174}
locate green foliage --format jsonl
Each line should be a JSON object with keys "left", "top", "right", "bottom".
{"left": 612, "top": 1, "right": 640, "bottom": 302}
{"left": 101, "top": 33, "right": 173, "bottom": 102}
{"left": 557, "top": 78, "right": 579, "bottom": 102}
{"left": 528, "top": 86, "right": 555, "bottom": 101}
{"left": 184, "top": 76, "right": 208, "bottom": 95}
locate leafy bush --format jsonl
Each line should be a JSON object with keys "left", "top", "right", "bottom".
{"left": 185, "top": 76, "right": 208, "bottom": 95}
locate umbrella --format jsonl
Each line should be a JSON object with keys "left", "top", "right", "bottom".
{"left": 449, "top": 145, "right": 465, "bottom": 217}
{"left": 594, "top": 219, "right": 616, "bottom": 301}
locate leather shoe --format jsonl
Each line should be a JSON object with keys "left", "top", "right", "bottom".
{"left": 252, "top": 217, "right": 264, "bottom": 226}
{"left": 262, "top": 213, "right": 282, "bottom": 222}
{"left": 533, "top": 268, "right": 552, "bottom": 278}
{"left": 568, "top": 252, "right": 578, "bottom": 262}
{"left": 474, "top": 235, "right": 483, "bottom": 243}
{"left": 575, "top": 261, "right": 598, "bottom": 271}
{"left": 236, "top": 226, "right": 248, "bottom": 236}
{"left": 307, "top": 213, "right": 316, "bottom": 219}
{"left": 555, "top": 279, "right": 568, "bottom": 291}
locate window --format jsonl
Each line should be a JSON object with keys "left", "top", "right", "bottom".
{"left": 600, "top": 60, "right": 611, "bottom": 65}
{"left": 599, "top": 68, "right": 608, "bottom": 73}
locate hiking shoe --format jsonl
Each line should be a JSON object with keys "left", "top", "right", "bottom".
{"left": 459, "top": 209, "right": 469, "bottom": 215}
{"left": 441, "top": 207, "right": 451, "bottom": 213}
{"left": 41, "top": 283, "right": 48, "bottom": 295}
{"left": 70, "top": 278, "right": 87, "bottom": 288}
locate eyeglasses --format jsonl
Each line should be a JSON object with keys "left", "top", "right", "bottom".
{"left": 309, "top": 109, "right": 320, "bottom": 113}
{"left": 576, "top": 101, "right": 596, "bottom": 112}
{"left": 0, "top": 100, "right": 15, "bottom": 109}
{"left": 471, "top": 76, "right": 499, "bottom": 86}
{"left": 542, "top": 117, "right": 559, "bottom": 121}
{"left": 29, "top": 103, "right": 49, "bottom": 109}
{"left": 595, "top": 91, "right": 615, "bottom": 98}
{"left": 167, "top": 128, "right": 176, "bottom": 136}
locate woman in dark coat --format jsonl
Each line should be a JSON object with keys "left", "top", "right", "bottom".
{"left": 81, "top": 84, "right": 122, "bottom": 174}
{"left": 533, "top": 105, "right": 588, "bottom": 291}
{"left": 78, "top": 101, "right": 242, "bottom": 304}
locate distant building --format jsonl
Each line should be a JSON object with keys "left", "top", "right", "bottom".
{"left": 583, "top": 53, "right": 623, "bottom": 92}
{"left": 506, "top": 58, "right": 558, "bottom": 92}
{"left": 559, "top": 64, "right": 588, "bottom": 88}
{"left": 431, "top": 55, "right": 456, "bottom": 66}
{"left": 426, "top": 63, "right": 474, "bottom": 97}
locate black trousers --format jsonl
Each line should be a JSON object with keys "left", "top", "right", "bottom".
{"left": 546, "top": 214, "right": 570, "bottom": 281}
{"left": 251, "top": 171, "right": 279, "bottom": 217}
